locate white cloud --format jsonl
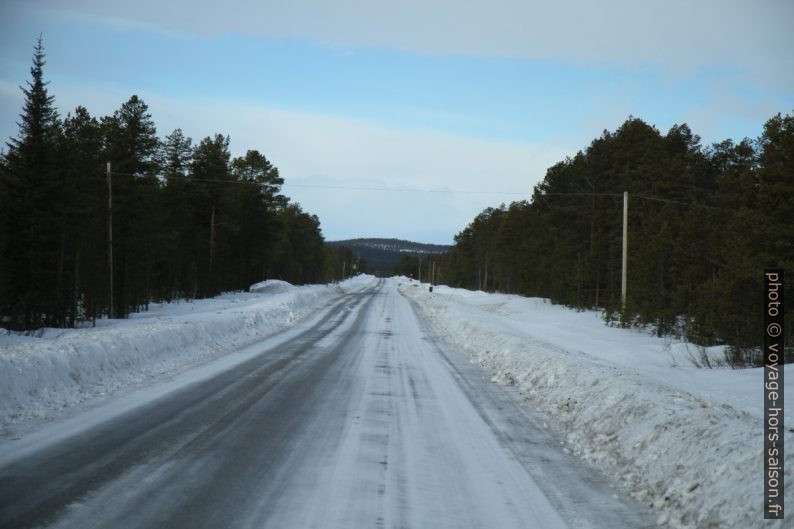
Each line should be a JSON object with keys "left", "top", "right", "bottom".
{"left": 15, "top": 0, "right": 794, "bottom": 85}
{"left": 165, "top": 98, "right": 571, "bottom": 243}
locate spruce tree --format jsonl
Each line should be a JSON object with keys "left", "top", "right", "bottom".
{"left": 0, "top": 38, "right": 63, "bottom": 329}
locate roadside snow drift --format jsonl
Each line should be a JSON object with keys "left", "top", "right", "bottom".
{"left": 249, "top": 279, "right": 294, "bottom": 294}
{"left": 0, "top": 276, "right": 377, "bottom": 437}
{"left": 401, "top": 279, "right": 792, "bottom": 529}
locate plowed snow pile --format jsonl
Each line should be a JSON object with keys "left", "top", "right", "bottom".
{"left": 0, "top": 276, "right": 376, "bottom": 437}
{"left": 402, "top": 280, "right": 792, "bottom": 529}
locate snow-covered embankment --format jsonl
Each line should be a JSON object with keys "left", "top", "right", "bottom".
{"left": 0, "top": 276, "right": 376, "bottom": 436}
{"left": 402, "top": 280, "right": 792, "bottom": 529}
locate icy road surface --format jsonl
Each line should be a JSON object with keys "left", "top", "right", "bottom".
{"left": 0, "top": 279, "right": 652, "bottom": 529}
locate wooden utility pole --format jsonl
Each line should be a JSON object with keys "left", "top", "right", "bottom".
{"left": 107, "top": 162, "right": 114, "bottom": 319}
{"left": 621, "top": 191, "right": 628, "bottom": 312}
{"left": 209, "top": 205, "right": 216, "bottom": 272}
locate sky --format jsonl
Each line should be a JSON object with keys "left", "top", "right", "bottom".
{"left": 1, "top": 1, "right": 792, "bottom": 244}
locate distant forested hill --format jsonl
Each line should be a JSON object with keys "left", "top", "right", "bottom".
{"left": 327, "top": 238, "right": 450, "bottom": 276}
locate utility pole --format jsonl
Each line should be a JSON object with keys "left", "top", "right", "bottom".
{"left": 107, "top": 162, "right": 114, "bottom": 319}
{"left": 418, "top": 256, "right": 422, "bottom": 283}
{"left": 342, "top": 261, "right": 346, "bottom": 281}
{"left": 621, "top": 191, "right": 628, "bottom": 312}
{"left": 209, "top": 205, "right": 216, "bottom": 273}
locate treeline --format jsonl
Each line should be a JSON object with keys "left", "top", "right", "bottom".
{"left": 327, "top": 238, "right": 448, "bottom": 277}
{"left": 0, "top": 40, "right": 330, "bottom": 330}
{"left": 439, "top": 113, "right": 794, "bottom": 365}
{"left": 322, "top": 245, "right": 367, "bottom": 282}
{"left": 394, "top": 254, "right": 441, "bottom": 281}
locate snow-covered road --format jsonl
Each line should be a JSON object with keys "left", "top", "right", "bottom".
{"left": 0, "top": 278, "right": 653, "bottom": 529}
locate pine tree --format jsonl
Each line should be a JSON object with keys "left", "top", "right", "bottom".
{"left": 438, "top": 112, "right": 794, "bottom": 363}
{"left": 189, "top": 134, "right": 232, "bottom": 296}
{"left": 60, "top": 106, "right": 104, "bottom": 324}
{"left": 159, "top": 129, "right": 194, "bottom": 299}
{"left": 229, "top": 150, "right": 285, "bottom": 286}
{"left": 271, "top": 204, "right": 325, "bottom": 284}
{"left": 101, "top": 96, "right": 163, "bottom": 317}
{"left": 753, "top": 113, "right": 794, "bottom": 361}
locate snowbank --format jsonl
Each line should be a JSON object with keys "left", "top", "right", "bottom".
{"left": 0, "top": 276, "right": 377, "bottom": 437}
{"left": 401, "top": 280, "right": 792, "bottom": 529}
{"left": 249, "top": 279, "right": 294, "bottom": 294}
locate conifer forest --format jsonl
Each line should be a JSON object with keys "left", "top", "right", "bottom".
{"left": 0, "top": 40, "right": 335, "bottom": 330}
{"left": 438, "top": 112, "right": 793, "bottom": 365}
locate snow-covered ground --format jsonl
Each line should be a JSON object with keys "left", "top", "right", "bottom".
{"left": 0, "top": 276, "right": 377, "bottom": 438}
{"left": 1, "top": 277, "right": 654, "bottom": 529}
{"left": 401, "top": 279, "right": 792, "bottom": 529}
{"left": 2, "top": 274, "right": 790, "bottom": 528}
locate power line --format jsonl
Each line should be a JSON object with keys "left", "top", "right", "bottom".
{"left": 109, "top": 171, "right": 724, "bottom": 210}
{"left": 633, "top": 193, "right": 721, "bottom": 210}
{"left": 281, "top": 182, "right": 529, "bottom": 195}
{"left": 537, "top": 192, "right": 622, "bottom": 197}
{"left": 111, "top": 171, "right": 532, "bottom": 195}
{"left": 110, "top": 171, "right": 266, "bottom": 186}
{"left": 536, "top": 190, "right": 723, "bottom": 212}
